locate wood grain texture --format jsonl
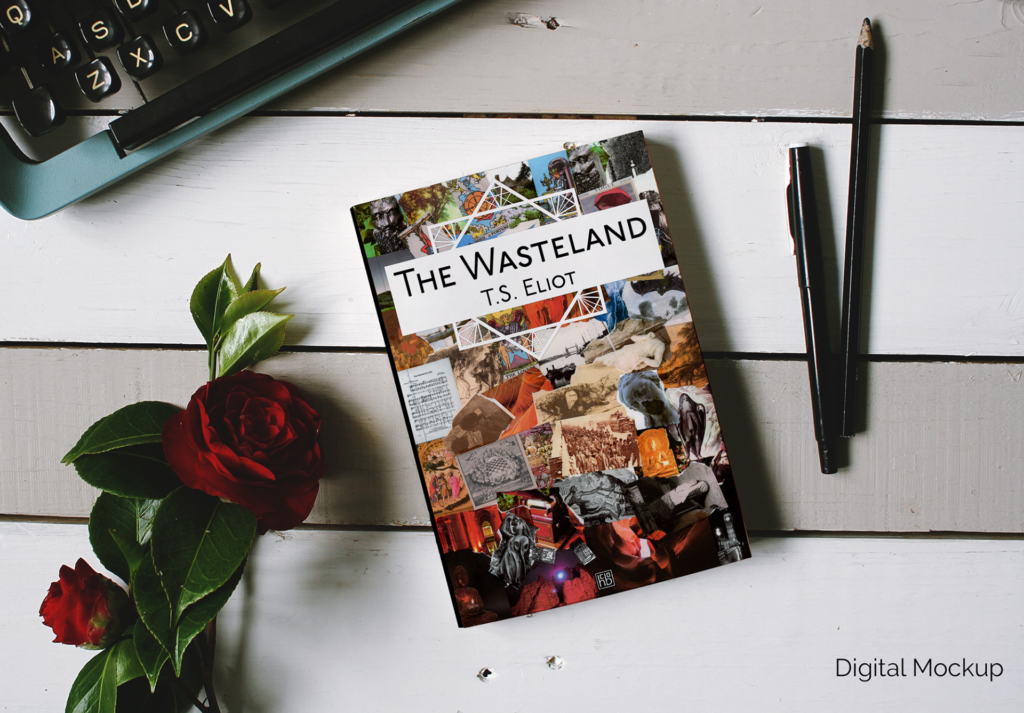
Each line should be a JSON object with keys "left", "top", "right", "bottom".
{"left": 2, "top": 119, "right": 1023, "bottom": 355}
{"left": 8, "top": 0, "right": 1023, "bottom": 120}
{"left": 292, "top": 0, "right": 1024, "bottom": 121}
{"left": 2, "top": 523, "right": 1021, "bottom": 712}
{"left": 2, "top": 348, "right": 1021, "bottom": 532}
{"left": 275, "top": 0, "right": 1024, "bottom": 121}
{"left": 0, "top": 348, "right": 425, "bottom": 528}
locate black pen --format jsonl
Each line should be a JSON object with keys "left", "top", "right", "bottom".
{"left": 787, "top": 144, "right": 838, "bottom": 474}
{"left": 838, "top": 18, "right": 876, "bottom": 437}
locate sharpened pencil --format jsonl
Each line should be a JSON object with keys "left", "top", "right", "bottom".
{"left": 838, "top": 18, "right": 875, "bottom": 437}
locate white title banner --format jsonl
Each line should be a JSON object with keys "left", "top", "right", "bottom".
{"left": 386, "top": 201, "right": 662, "bottom": 334}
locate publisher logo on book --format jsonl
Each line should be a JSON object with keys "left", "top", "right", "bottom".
{"left": 837, "top": 658, "right": 1003, "bottom": 682}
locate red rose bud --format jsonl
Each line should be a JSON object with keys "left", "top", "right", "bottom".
{"left": 40, "top": 559, "right": 130, "bottom": 649}
{"left": 162, "top": 370, "right": 327, "bottom": 533}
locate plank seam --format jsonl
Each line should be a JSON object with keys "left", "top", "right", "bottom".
{"left": 249, "top": 112, "right": 1024, "bottom": 127}
{"left": 3, "top": 110, "right": 1024, "bottom": 126}
{"left": 0, "top": 341, "right": 388, "bottom": 354}
{"left": 3, "top": 516, "right": 1021, "bottom": 539}
{"left": 1, "top": 343, "right": 1020, "bottom": 364}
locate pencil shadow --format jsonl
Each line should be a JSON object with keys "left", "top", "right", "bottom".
{"left": 646, "top": 137, "right": 782, "bottom": 531}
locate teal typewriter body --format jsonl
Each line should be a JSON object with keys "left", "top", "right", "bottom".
{"left": 0, "top": 0, "right": 462, "bottom": 220}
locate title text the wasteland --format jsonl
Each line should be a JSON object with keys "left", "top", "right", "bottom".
{"left": 385, "top": 201, "right": 663, "bottom": 334}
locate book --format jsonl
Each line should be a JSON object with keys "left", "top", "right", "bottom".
{"left": 352, "top": 130, "right": 751, "bottom": 627}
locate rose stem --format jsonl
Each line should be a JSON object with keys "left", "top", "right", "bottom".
{"left": 208, "top": 618, "right": 217, "bottom": 670}
{"left": 171, "top": 676, "right": 210, "bottom": 713}
{"left": 193, "top": 631, "right": 223, "bottom": 713}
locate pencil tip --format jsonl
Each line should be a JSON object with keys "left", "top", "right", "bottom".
{"left": 859, "top": 18, "right": 874, "bottom": 50}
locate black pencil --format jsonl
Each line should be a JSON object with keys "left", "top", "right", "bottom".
{"left": 838, "top": 18, "right": 875, "bottom": 438}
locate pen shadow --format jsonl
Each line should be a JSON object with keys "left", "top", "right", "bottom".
{"left": 646, "top": 138, "right": 783, "bottom": 531}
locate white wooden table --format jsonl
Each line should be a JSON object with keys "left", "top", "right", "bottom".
{"left": 1, "top": 2, "right": 1022, "bottom": 710}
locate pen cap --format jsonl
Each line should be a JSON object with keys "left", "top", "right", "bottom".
{"left": 787, "top": 145, "right": 826, "bottom": 288}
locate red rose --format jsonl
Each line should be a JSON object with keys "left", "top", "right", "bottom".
{"left": 40, "top": 559, "right": 130, "bottom": 649}
{"left": 162, "top": 370, "right": 326, "bottom": 532}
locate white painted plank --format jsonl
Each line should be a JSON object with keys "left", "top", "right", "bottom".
{"left": 0, "top": 349, "right": 424, "bottom": 529}
{"left": 1, "top": 119, "right": 1022, "bottom": 355}
{"left": 1, "top": 523, "right": 1021, "bottom": 712}
{"left": 275, "top": 0, "right": 1024, "bottom": 121}
{"left": 2, "top": 348, "right": 1021, "bottom": 532}
{"left": 14, "top": 0, "right": 1024, "bottom": 120}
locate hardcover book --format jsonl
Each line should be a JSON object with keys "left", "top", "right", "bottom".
{"left": 352, "top": 131, "right": 751, "bottom": 627}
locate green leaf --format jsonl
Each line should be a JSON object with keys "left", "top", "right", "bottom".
{"left": 171, "top": 560, "right": 244, "bottom": 674}
{"left": 151, "top": 488, "right": 256, "bottom": 626}
{"left": 243, "top": 262, "right": 262, "bottom": 292}
{"left": 217, "top": 311, "right": 292, "bottom": 378}
{"left": 110, "top": 532, "right": 147, "bottom": 579}
{"left": 63, "top": 402, "right": 183, "bottom": 464}
{"left": 132, "top": 611, "right": 170, "bottom": 692}
{"left": 88, "top": 494, "right": 159, "bottom": 583}
{"left": 134, "top": 554, "right": 245, "bottom": 679}
{"left": 190, "top": 254, "right": 243, "bottom": 348}
{"left": 218, "top": 287, "right": 285, "bottom": 346}
{"left": 113, "top": 627, "right": 146, "bottom": 686}
{"left": 74, "top": 444, "right": 181, "bottom": 500}
{"left": 133, "top": 553, "right": 174, "bottom": 656}
{"left": 66, "top": 646, "right": 119, "bottom": 713}
{"left": 115, "top": 643, "right": 203, "bottom": 713}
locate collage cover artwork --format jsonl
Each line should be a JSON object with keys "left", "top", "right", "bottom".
{"left": 353, "top": 131, "right": 751, "bottom": 627}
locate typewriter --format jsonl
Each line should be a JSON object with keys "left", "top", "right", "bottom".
{"left": 0, "top": 0, "right": 462, "bottom": 219}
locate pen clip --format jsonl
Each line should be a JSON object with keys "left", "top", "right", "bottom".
{"left": 786, "top": 183, "right": 796, "bottom": 256}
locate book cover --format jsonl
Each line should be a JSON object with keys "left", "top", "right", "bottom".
{"left": 352, "top": 130, "right": 751, "bottom": 627}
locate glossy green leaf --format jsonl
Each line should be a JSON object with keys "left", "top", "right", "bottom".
{"left": 135, "top": 500, "right": 159, "bottom": 544}
{"left": 134, "top": 554, "right": 244, "bottom": 679}
{"left": 89, "top": 494, "right": 136, "bottom": 583}
{"left": 132, "top": 610, "right": 170, "bottom": 692}
{"left": 243, "top": 262, "right": 262, "bottom": 292}
{"left": 132, "top": 554, "right": 175, "bottom": 668}
{"left": 109, "top": 532, "right": 147, "bottom": 580}
{"left": 63, "top": 402, "right": 182, "bottom": 464}
{"left": 113, "top": 626, "right": 146, "bottom": 686}
{"left": 218, "top": 287, "right": 285, "bottom": 346}
{"left": 73, "top": 444, "right": 181, "bottom": 499}
{"left": 88, "top": 494, "right": 159, "bottom": 583}
{"left": 171, "top": 561, "right": 244, "bottom": 674}
{"left": 66, "top": 646, "right": 118, "bottom": 713}
{"left": 217, "top": 311, "right": 292, "bottom": 378}
{"left": 190, "top": 255, "right": 242, "bottom": 347}
{"left": 115, "top": 643, "right": 203, "bottom": 713}
{"left": 151, "top": 488, "right": 256, "bottom": 625}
